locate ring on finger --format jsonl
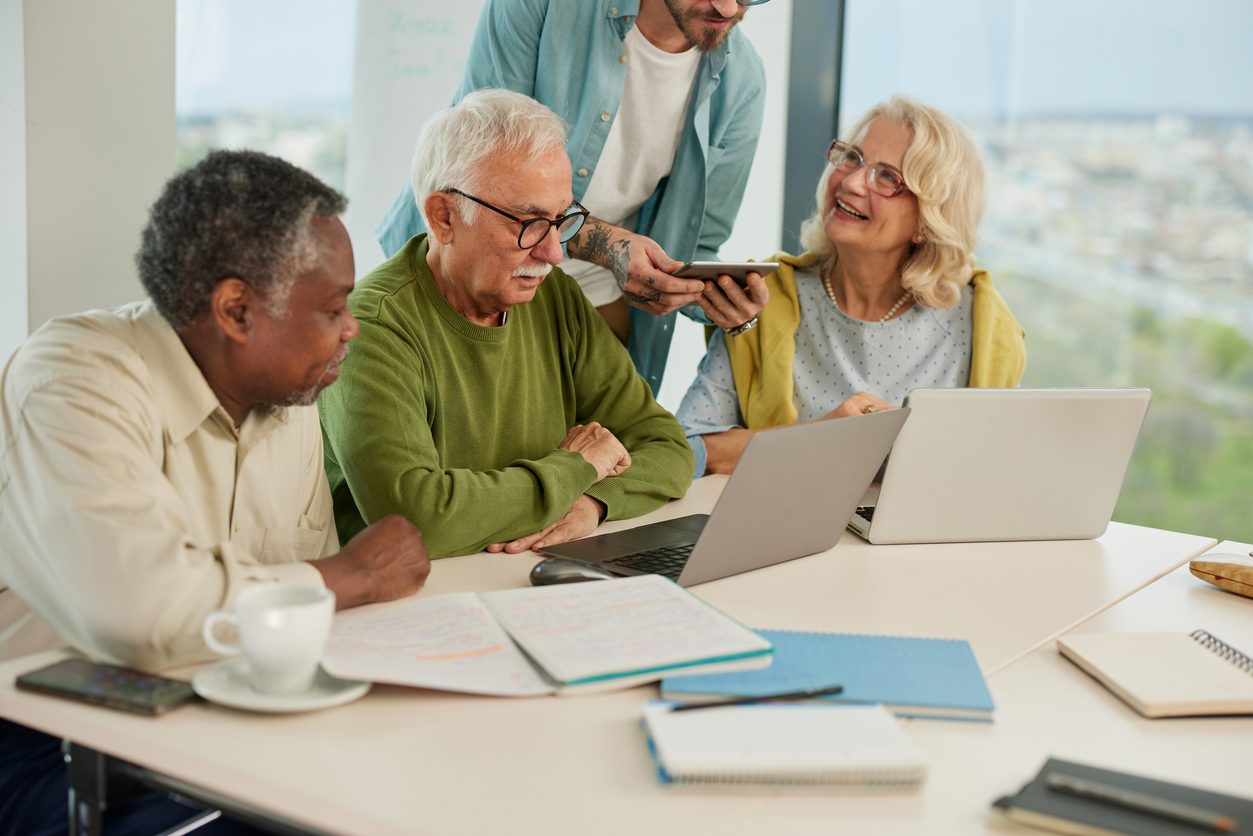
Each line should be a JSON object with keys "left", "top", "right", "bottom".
{"left": 623, "top": 290, "right": 654, "bottom": 305}
{"left": 861, "top": 404, "right": 879, "bottom": 414}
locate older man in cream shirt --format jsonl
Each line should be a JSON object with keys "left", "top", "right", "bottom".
{"left": 0, "top": 150, "right": 430, "bottom": 834}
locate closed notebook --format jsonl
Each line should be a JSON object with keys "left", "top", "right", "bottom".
{"left": 1057, "top": 629, "right": 1253, "bottom": 717}
{"left": 994, "top": 757, "right": 1253, "bottom": 835}
{"left": 660, "top": 629, "right": 994, "bottom": 722}
{"left": 641, "top": 701, "right": 927, "bottom": 789}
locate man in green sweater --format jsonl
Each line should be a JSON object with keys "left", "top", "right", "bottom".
{"left": 319, "top": 89, "right": 694, "bottom": 557}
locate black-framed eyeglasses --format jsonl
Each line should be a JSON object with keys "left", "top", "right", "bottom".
{"left": 737, "top": 0, "right": 771, "bottom": 5}
{"left": 827, "top": 140, "right": 911, "bottom": 198}
{"left": 445, "top": 188, "right": 588, "bottom": 249}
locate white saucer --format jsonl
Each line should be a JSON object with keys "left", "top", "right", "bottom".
{"left": 193, "top": 657, "right": 371, "bottom": 714}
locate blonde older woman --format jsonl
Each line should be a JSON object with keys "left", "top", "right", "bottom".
{"left": 678, "top": 96, "right": 1025, "bottom": 475}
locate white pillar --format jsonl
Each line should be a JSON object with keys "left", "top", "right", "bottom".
{"left": 1, "top": 0, "right": 28, "bottom": 361}
{"left": 18, "top": 0, "right": 174, "bottom": 344}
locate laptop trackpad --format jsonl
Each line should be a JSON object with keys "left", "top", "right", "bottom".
{"left": 539, "top": 514, "right": 709, "bottom": 563}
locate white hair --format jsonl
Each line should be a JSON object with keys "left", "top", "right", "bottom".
{"left": 410, "top": 88, "right": 570, "bottom": 224}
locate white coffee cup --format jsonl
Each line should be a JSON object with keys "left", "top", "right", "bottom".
{"left": 202, "top": 585, "right": 335, "bottom": 695}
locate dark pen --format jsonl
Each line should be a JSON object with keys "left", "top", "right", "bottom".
{"left": 1046, "top": 773, "right": 1237, "bottom": 834}
{"left": 668, "top": 684, "right": 844, "bottom": 713}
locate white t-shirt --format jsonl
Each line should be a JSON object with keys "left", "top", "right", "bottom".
{"left": 562, "top": 25, "right": 701, "bottom": 307}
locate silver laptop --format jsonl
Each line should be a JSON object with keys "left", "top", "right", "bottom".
{"left": 847, "top": 388, "right": 1151, "bottom": 544}
{"left": 538, "top": 408, "right": 910, "bottom": 586}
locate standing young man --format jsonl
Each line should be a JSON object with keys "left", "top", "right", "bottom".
{"left": 376, "top": 0, "right": 772, "bottom": 392}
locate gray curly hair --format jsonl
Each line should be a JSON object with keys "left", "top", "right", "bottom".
{"left": 136, "top": 150, "right": 347, "bottom": 331}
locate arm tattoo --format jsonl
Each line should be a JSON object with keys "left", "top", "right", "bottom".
{"left": 568, "top": 217, "right": 650, "bottom": 297}
{"left": 608, "top": 239, "right": 631, "bottom": 291}
{"left": 568, "top": 221, "right": 613, "bottom": 266}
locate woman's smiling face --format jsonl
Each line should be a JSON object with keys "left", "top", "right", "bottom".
{"left": 823, "top": 118, "right": 921, "bottom": 261}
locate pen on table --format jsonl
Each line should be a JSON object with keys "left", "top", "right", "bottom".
{"left": 668, "top": 684, "right": 844, "bottom": 713}
{"left": 1046, "top": 772, "right": 1237, "bottom": 834}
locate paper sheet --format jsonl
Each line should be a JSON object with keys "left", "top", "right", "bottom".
{"left": 321, "top": 593, "right": 555, "bottom": 696}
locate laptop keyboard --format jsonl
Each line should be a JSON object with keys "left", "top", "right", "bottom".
{"left": 603, "top": 543, "right": 694, "bottom": 580}
{"left": 855, "top": 506, "right": 876, "bottom": 522}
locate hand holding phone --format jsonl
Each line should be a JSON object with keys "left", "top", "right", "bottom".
{"left": 16, "top": 658, "right": 197, "bottom": 715}
{"left": 674, "top": 261, "right": 779, "bottom": 286}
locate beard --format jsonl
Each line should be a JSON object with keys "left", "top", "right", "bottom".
{"left": 279, "top": 342, "right": 349, "bottom": 408}
{"left": 662, "top": 0, "right": 746, "bottom": 52}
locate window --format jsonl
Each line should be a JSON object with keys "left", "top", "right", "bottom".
{"left": 176, "top": 0, "right": 357, "bottom": 190}
{"left": 841, "top": 0, "right": 1253, "bottom": 540}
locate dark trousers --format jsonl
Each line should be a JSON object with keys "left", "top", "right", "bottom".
{"left": 0, "top": 719, "right": 262, "bottom": 836}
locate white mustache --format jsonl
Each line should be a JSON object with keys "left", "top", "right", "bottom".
{"left": 512, "top": 264, "right": 552, "bottom": 279}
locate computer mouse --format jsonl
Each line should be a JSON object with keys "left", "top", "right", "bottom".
{"left": 529, "top": 557, "right": 616, "bottom": 586}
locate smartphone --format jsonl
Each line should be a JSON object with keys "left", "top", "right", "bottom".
{"left": 674, "top": 261, "right": 779, "bottom": 285}
{"left": 16, "top": 658, "right": 197, "bottom": 716}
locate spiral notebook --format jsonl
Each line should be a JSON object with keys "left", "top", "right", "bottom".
{"left": 1057, "top": 629, "right": 1253, "bottom": 717}
{"left": 641, "top": 702, "right": 927, "bottom": 789}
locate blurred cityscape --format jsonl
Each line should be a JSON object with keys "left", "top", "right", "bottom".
{"left": 176, "top": 108, "right": 349, "bottom": 191}
{"left": 979, "top": 114, "right": 1253, "bottom": 330}
{"left": 973, "top": 114, "right": 1253, "bottom": 541}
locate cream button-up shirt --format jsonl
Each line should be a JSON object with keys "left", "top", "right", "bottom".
{"left": 0, "top": 301, "right": 335, "bottom": 671}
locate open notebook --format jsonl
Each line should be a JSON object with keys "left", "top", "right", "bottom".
{"left": 642, "top": 702, "right": 927, "bottom": 789}
{"left": 321, "top": 575, "right": 772, "bottom": 696}
{"left": 1057, "top": 629, "right": 1253, "bottom": 717}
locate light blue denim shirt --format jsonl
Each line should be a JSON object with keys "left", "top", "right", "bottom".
{"left": 375, "top": 0, "right": 767, "bottom": 393}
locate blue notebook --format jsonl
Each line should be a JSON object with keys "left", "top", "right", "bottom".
{"left": 660, "top": 629, "right": 994, "bottom": 722}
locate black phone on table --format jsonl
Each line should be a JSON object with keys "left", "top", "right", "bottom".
{"left": 674, "top": 261, "right": 779, "bottom": 285}
{"left": 16, "top": 658, "right": 197, "bottom": 715}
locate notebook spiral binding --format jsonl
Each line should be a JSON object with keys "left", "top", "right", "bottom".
{"left": 664, "top": 766, "right": 926, "bottom": 789}
{"left": 1190, "top": 629, "right": 1253, "bottom": 675}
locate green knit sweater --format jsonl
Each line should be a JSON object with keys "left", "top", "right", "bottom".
{"left": 318, "top": 235, "right": 694, "bottom": 557}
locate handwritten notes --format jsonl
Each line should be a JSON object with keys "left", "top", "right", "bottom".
{"left": 324, "top": 593, "right": 554, "bottom": 696}
{"left": 482, "top": 576, "right": 772, "bottom": 686}
{"left": 321, "top": 576, "right": 772, "bottom": 696}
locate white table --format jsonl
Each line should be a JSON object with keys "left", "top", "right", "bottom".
{"left": 0, "top": 480, "right": 1222, "bottom": 835}
{"left": 901, "top": 540, "right": 1253, "bottom": 832}
{"left": 421, "top": 478, "right": 1217, "bottom": 677}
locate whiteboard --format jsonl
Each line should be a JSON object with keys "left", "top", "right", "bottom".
{"left": 344, "top": 0, "right": 485, "bottom": 275}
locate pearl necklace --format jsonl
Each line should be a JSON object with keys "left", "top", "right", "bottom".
{"left": 821, "top": 269, "right": 912, "bottom": 323}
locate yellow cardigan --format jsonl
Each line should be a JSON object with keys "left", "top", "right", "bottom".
{"left": 724, "top": 252, "right": 1027, "bottom": 429}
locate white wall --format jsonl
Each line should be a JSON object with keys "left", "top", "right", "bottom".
{"left": 656, "top": 0, "right": 793, "bottom": 412}
{"left": 22, "top": 0, "right": 174, "bottom": 332}
{"left": 1, "top": 0, "right": 28, "bottom": 362}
